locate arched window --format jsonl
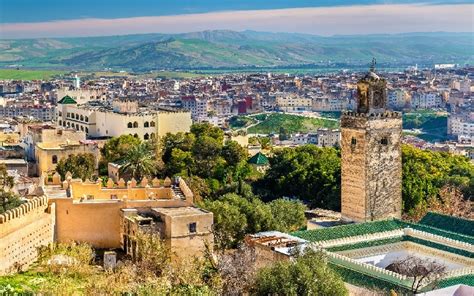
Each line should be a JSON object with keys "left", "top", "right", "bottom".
{"left": 76, "top": 125, "right": 79, "bottom": 131}
{"left": 76, "top": 114, "right": 79, "bottom": 120}
{"left": 380, "top": 137, "right": 388, "bottom": 145}
{"left": 85, "top": 116, "right": 89, "bottom": 122}
{"left": 80, "top": 115, "right": 84, "bottom": 121}
{"left": 80, "top": 126, "right": 84, "bottom": 131}
{"left": 150, "top": 121, "right": 156, "bottom": 127}
{"left": 67, "top": 113, "right": 70, "bottom": 118}
{"left": 85, "top": 127, "right": 89, "bottom": 133}
{"left": 71, "top": 123, "right": 75, "bottom": 128}
{"left": 133, "top": 122, "right": 138, "bottom": 128}
{"left": 52, "top": 155, "right": 58, "bottom": 164}
{"left": 63, "top": 121, "right": 66, "bottom": 127}
{"left": 150, "top": 133, "right": 155, "bottom": 139}
{"left": 144, "top": 133, "right": 149, "bottom": 140}
{"left": 127, "top": 122, "right": 133, "bottom": 128}
{"left": 58, "top": 120, "right": 62, "bottom": 126}
{"left": 58, "top": 111, "right": 62, "bottom": 117}
{"left": 133, "top": 133, "right": 138, "bottom": 138}
{"left": 351, "top": 137, "right": 357, "bottom": 145}
{"left": 67, "top": 122, "right": 70, "bottom": 127}
{"left": 144, "top": 121, "right": 149, "bottom": 128}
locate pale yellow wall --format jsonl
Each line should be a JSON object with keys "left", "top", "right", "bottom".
{"left": 0, "top": 197, "right": 54, "bottom": 275}
{"left": 70, "top": 182, "right": 174, "bottom": 200}
{"left": 156, "top": 111, "right": 192, "bottom": 137}
{"left": 53, "top": 198, "right": 192, "bottom": 248}
{"left": 35, "top": 143, "right": 99, "bottom": 175}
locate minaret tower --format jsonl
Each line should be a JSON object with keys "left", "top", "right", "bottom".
{"left": 341, "top": 59, "right": 402, "bottom": 222}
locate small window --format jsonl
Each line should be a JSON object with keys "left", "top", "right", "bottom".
{"left": 144, "top": 121, "right": 149, "bottom": 128}
{"left": 52, "top": 155, "right": 58, "bottom": 164}
{"left": 127, "top": 122, "right": 133, "bottom": 128}
{"left": 189, "top": 222, "right": 197, "bottom": 233}
{"left": 381, "top": 138, "right": 388, "bottom": 145}
{"left": 133, "top": 122, "right": 138, "bottom": 128}
{"left": 351, "top": 137, "right": 357, "bottom": 145}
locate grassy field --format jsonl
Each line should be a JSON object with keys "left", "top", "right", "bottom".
{"left": 402, "top": 111, "right": 448, "bottom": 142}
{"left": 240, "top": 113, "right": 339, "bottom": 134}
{"left": 0, "top": 69, "right": 67, "bottom": 80}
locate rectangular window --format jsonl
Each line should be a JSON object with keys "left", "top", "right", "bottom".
{"left": 189, "top": 222, "right": 197, "bottom": 233}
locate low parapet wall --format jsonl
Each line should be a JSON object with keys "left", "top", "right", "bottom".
{"left": 0, "top": 196, "right": 54, "bottom": 275}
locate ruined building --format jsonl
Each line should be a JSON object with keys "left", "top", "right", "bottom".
{"left": 340, "top": 65, "right": 402, "bottom": 222}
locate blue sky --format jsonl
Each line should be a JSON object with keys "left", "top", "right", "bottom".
{"left": 0, "top": 0, "right": 472, "bottom": 38}
{"left": 1, "top": 0, "right": 472, "bottom": 23}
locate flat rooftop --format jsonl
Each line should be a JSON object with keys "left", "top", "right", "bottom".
{"left": 152, "top": 207, "right": 209, "bottom": 217}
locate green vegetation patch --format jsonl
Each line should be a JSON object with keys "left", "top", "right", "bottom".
{"left": 0, "top": 69, "right": 66, "bottom": 80}
{"left": 403, "top": 111, "right": 448, "bottom": 142}
{"left": 247, "top": 113, "right": 339, "bottom": 134}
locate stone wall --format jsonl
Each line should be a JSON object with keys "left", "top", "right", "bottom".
{"left": 0, "top": 196, "right": 54, "bottom": 275}
{"left": 341, "top": 112, "right": 402, "bottom": 222}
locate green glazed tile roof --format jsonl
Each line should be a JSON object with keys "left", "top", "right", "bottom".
{"left": 58, "top": 95, "right": 77, "bottom": 104}
{"left": 248, "top": 152, "right": 269, "bottom": 165}
{"left": 292, "top": 216, "right": 474, "bottom": 244}
{"left": 419, "top": 212, "right": 474, "bottom": 237}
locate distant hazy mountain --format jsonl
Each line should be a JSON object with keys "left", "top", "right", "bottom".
{"left": 0, "top": 30, "right": 472, "bottom": 71}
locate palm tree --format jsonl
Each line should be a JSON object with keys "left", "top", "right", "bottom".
{"left": 119, "top": 142, "right": 157, "bottom": 181}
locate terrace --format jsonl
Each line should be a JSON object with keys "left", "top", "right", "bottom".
{"left": 253, "top": 213, "right": 474, "bottom": 293}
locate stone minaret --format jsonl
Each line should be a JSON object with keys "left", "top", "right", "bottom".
{"left": 341, "top": 62, "right": 402, "bottom": 222}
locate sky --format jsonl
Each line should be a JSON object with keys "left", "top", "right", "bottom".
{"left": 0, "top": 0, "right": 473, "bottom": 38}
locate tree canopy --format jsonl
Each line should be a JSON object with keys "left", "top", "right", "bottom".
{"left": 258, "top": 145, "right": 341, "bottom": 210}
{"left": 55, "top": 153, "right": 96, "bottom": 181}
{"left": 252, "top": 249, "right": 348, "bottom": 296}
{"left": 402, "top": 144, "right": 473, "bottom": 214}
{"left": 200, "top": 193, "right": 306, "bottom": 249}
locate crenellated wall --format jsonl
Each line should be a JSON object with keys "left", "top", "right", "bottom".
{"left": 0, "top": 196, "right": 54, "bottom": 275}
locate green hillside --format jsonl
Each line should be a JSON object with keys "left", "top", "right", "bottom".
{"left": 0, "top": 31, "right": 472, "bottom": 71}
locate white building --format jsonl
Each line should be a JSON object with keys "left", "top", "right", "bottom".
{"left": 448, "top": 114, "right": 474, "bottom": 142}
{"left": 411, "top": 92, "right": 443, "bottom": 109}
{"left": 56, "top": 97, "right": 192, "bottom": 140}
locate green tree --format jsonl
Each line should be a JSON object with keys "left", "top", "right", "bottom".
{"left": 0, "top": 165, "right": 22, "bottom": 214}
{"left": 166, "top": 148, "right": 194, "bottom": 176}
{"left": 100, "top": 134, "right": 142, "bottom": 163}
{"left": 260, "top": 145, "right": 341, "bottom": 210}
{"left": 161, "top": 132, "right": 195, "bottom": 164}
{"left": 191, "top": 123, "right": 224, "bottom": 143}
{"left": 100, "top": 135, "right": 142, "bottom": 175}
{"left": 278, "top": 126, "right": 290, "bottom": 141}
{"left": 221, "top": 141, "right": 248, "bottom": 167}
{"left": 192, "top": 136, "right": 223, "bottom": 178}
{"left": 56, "top": 153, "right": 96, "bottom": 181}
{"left": 201, "top": 197, "right": 248, "bottom": 249}
{"left": 268, "top": 199, "right": 307, "bottom": 232}
{"left": 120, "top": 142, "right": 157, "bottom": 181}
{"left": 252, "top": 250, "right": 348, "bottom": 296}
{"left": 402, "top": 145, "right": 473, "bottom": 214}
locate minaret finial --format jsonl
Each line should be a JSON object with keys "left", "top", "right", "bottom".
{"left": 370, "top": 58, "right": 376, "bottom": 72}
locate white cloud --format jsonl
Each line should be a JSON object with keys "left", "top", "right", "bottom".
{"left": 0, "top": 4, "right": 472, "bottom": 38}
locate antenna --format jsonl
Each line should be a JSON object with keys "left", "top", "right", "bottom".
{"left": 370, "top": 58, "right": 377, "bottom": 72}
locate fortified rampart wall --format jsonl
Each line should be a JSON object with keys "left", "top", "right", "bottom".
{"left": 0, "top": 196, "right": 54, "bottom": 275}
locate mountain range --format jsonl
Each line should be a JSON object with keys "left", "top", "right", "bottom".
{"left": 0, "top": 30, "right": 472, "bottom": 71}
